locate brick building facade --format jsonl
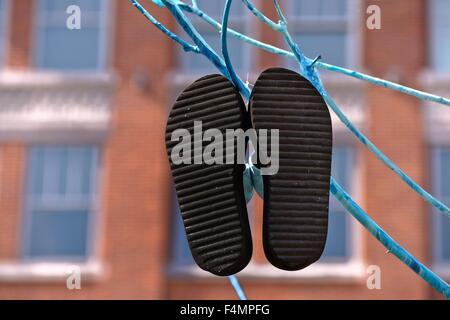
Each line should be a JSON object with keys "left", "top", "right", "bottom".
{"left": 0, "top": 0, "right": 448, "bottom": 299}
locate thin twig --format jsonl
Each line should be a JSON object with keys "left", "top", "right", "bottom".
{"left": 221, "top": 0, "right": 249, "bottom": 96}
{"left": 131, "top": 0, "right": 199, "bottom": 53}
{"left": 241, "top": 0, "right": 282, "bottom": 31}
{"left": 247, "top": 0, "right": 450, "bottom": 218}
{"left": 176, "top": 1, "right": 450, "bottom": 107}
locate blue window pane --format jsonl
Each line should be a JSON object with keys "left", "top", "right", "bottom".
{"left": 322, "top": 210, "right": 348, "bottom": 259}
{"left": 178, "top": 1, "right": 247, "bottom": 73}
{"left": 0, "top": 0, "right": 7, "bottom": 66}
{"left": 295, "top": 1, "right": 321, "bottom": 17}
{"left": 288, "top": 0, "right": 349, "bottom": 68}
{"left": 41, "top": 147, "right": 67, "bottom": 195}
{"left": 295, "top": 0, "right": 348, "bottom": 17}
{"left": 291, "top": 32, "right": 347, "bottom": 67}
{"left": 66, "top": 147, "right": 96, "bottom": 195}
{"left": 44, "top": 0, "right": 101, "bottom": 12}
{"left": 195, "top": 0, "right": 243, "bottom": 17}
{"left": 36, "top": 0, "right": 105, "bottom": 70}
{"left": 321, "top": 0, "right": 347, "bottom": 16}
{"left": 321, "top": 147, "right": 352, "bottom": 260}
{"left": 437, "top": 148, "right": 450, "bottom": 261}
{"left": 28, "top": 148, "right": 44, "bottom": 195}
{"left": 0, "top": 0, "right": 6, "bottom": 24}
{"left": 29, "top": 211, "right": 89, "bottom": 257}
{"left": 441, "top": 150, "right": 450, "bottom": 197}
{"left": 430, "top": 0, "right": 450, "bottom": 71}
{"left": 331, "top": 147, "right": 350, "bottom": 188}
{"left": 37, "top": 27, "right": 101, "bottom": 70}
{"left": 29, "top": 146, "right": 96, "bottom": 196}
{"left": 440, "top": 209, "right": 450, "bottom": 261}
{"left": 25, "top": 146, "right": 98, "bottom": 259}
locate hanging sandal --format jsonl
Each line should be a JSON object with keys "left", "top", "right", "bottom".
{"left": 165, "top": 74, "right": 253, "bottom": 276}
{"left": 249, "top": 67, "right": 333, "bottom": 271}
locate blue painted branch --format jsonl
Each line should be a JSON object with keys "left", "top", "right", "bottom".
{"left": 322, "top": 92, "right": 450, "bottom": 217}
{"left": 178, "top": 1, "right": 450, "bottom": 107}
{"left": 317, "top": 61, "right": 450, "bottom": 107}
{"left": 241, "top": 0, "right": 282, "bottom": 31}
{"left": 130, "top": 0, "right": 450, "bottom": 299}
{"left": 131, "top": 0, "right": 199, "bottom": 53}
{"left": 178, "top": 2, "right": 293, "bottom": 58}
{"left": 263, "top": 0, "right": 450, "bottom": 298}
{"left": 244, "top": 0, "right": 450, "bottom": 217}
{"left": 221, "top": 0, "right": 251, "bottom": 97}
{"left": 228, "top": 275, "right": 247, "bottom": 300}
{"left": 161, "top": 0, "right": 231, "bottom": 78}
{"left": 330, "top": 178, "right": 450, "bottom": 299}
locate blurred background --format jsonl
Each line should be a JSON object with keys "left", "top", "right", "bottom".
{"left": 0, "top": 0, "right": 448, "bottom": 299}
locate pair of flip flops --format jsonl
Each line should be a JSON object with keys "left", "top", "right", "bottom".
{"left": 165, "top": 68, "right": 332, "bottom": 276}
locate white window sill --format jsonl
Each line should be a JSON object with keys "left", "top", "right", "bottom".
{"left": 0, "top": 260, "right": 106, "bottom": 283}
{"left": 0, "top": 70, "right": 116, "bottom": 87}
{"left": 168, "top": 261, "right": 366, "bottom": 284}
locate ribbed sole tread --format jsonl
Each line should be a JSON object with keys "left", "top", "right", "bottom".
{"left": 250, "top": 68, "right": 332, "bottom": 271}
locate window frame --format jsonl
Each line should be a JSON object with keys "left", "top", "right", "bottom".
{"left": 284, "top": 0, "right": 361, "bottom": 69}
{"left": 0, "top": 0, "right": 10, "bottom": 68}
{"left": 321, "top": 146, "right": 358, "bottom": 263}
{"left": 431, "top": 147, "right": 450, "bottom": 276}
{"left": 21, "top": 145, "right": 103, "bottom": 263}
{"left": 32, "top": 0, "right": 112, "bottom": 72}
{"left": 428, "top": 0, "right": 450, "bottom": 73}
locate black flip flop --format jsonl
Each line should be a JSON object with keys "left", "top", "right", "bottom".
{"left": 249, "top": 68, "right": 333, "bottom": 271}
{"left": 165, "top": 74, "right": 252, "bottom": 276}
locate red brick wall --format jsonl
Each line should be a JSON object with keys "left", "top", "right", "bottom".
{"left": 0, "top": 0, "right": 443, "bottom": 300}
{"left": 0, "top": 144, "right": 24, "bottom": 260}
{"left": 362, "top": 0, "right": 431, "bottom": 299}
{"left": 7, "top": 0, "right": 32, "bottom": 68}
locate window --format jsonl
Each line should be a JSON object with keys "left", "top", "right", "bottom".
{"left": 432, "top": 148, "right": 450, "bottom": 265}
{"left": 35, "top": 0, "right": 109, "bottom": 71}
{"left": 285, "top": 0, "right": 352, "bottom": 68}
{"left": 170, "top": 147, "right": 356, "bottom": 268}
{"left": 0, "top": 0, "right": 9, "bottom": 67}
{"left": 429, "top": 0, "right": 450, "bottom": 72}
{"left": 23, "top": 146, "right": 100, "bottom": 260}
{"left": 321, "top": 147, "right": 354, "bottom": 261}
{"left": 178, "top": 0, "right": 250, "bottom": 74}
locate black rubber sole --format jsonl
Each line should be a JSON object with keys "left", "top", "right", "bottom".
{"left": 165, "top": 74, "right": 252, "bottom": 276}
{"left": 249, "top": 68, "right": 333, "bottom": 271}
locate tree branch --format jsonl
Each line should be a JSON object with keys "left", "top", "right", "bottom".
{"left": 131, "top": 0, "right": 199, "bottom": 53}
